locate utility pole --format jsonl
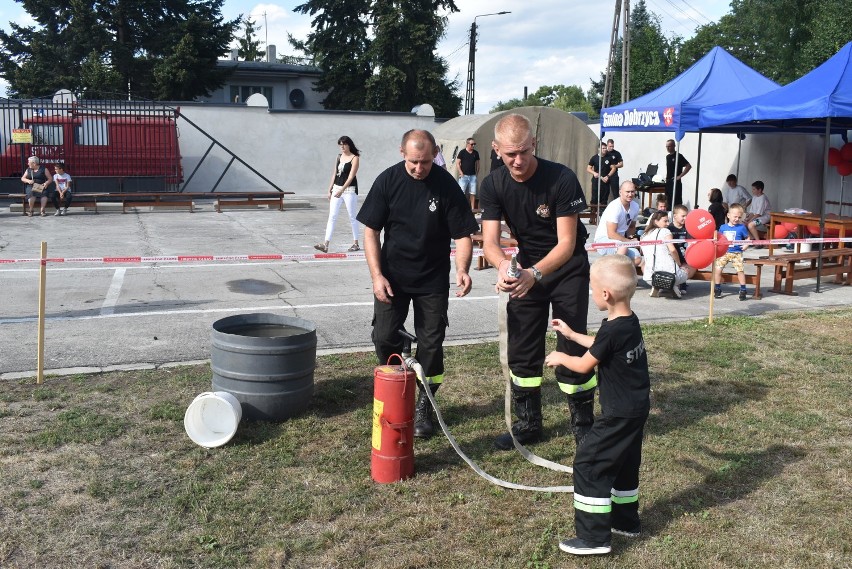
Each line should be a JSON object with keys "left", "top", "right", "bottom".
{"left": 464, "top": 11, "right": 511, "bottom": 115}
{"left": 621, "top": 0, "right": 630, "bottom": 103}
{"left": 602, "top": 0, "right": 622, "bottom": 110}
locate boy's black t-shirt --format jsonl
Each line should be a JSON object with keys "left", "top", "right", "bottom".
{"left": 588, "top": 313, "right": 650, "bottom": 418}
{"left": 478, "top": 158, "right": 588, "bottom": 268}
{"left": 668, "top": 222, "right": 690, "bottom": 264}
{"left": 356, "top": 162, "right": 478, "bottom": 294}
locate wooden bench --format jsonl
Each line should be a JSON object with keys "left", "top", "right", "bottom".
{"left": 7, "top": 193, "right": 101, "bottom": 214}
{"left": 579, "top": 204, "right": 603, "bottom": 226}
{"left": 745, "top": 249, "right": 851, "bottom": 296}
{"left": 637, "top": 265, "right": 764, "bottom": 298}
{"left": 119, "top": 193, "right": 195, "bottom": 213}
{"left": 471, "top": 223, "right": 518, "bottom": 270}
{"left": 215, "top": 192, "right": 285, "bottom": 212}
{"left": 690, "top": 268, "right": 764, "bottom": 299}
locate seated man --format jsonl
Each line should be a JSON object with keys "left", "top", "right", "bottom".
{"left": 744, "top": 180, "right": 771, "bottom": 245}
{"left": 593, "top": 180, "right": 641, "bottom": 265}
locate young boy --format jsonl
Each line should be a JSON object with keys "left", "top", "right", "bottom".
{"left": 714, "top": 203, "right": 751, "bottom": 300}
{"left": 52, "top": 164, "right": 73, "bottom": 215}
{"left": 544, "top": 254, "right": 650, "bottom": 556}
{"left": 668, "top": 204, "right": 690, "bottom": 293}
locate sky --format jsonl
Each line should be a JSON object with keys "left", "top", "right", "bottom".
{"left": 0, "top": 0, "right": 733, "bottom": 113}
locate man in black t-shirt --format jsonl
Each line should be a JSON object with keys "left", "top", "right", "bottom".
{"left": 664, "top": 139, "right": 691, "bottom": 206}
{"left": 587, "top": 141, "right": 613, "bottom": 206}
{"left": 357, "top": 129, "right": 479, "bottom": 439}
{"left": 455, "top": 138, "right": 480, "bottom": 209}
{"left": 605, "top": 139, "right": 624, "bottom": 201}
{"left": 479, "top": 113, "right": 593, "bottom": 451}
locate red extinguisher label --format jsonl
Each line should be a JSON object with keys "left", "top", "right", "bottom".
{"left": 372, "top": 398, "right": 384, "bottom": 450}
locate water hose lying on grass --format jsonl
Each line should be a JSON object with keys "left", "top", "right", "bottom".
{"left": 400, "top": 286, "right": 575, "bottom": 493}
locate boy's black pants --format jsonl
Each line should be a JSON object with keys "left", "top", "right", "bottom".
{"left": 573, "top": 414, "right": 647, "bottom": 545}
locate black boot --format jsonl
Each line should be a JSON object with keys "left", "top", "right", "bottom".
{"left": 568, "top": 393, "right": 595, "bottom": 447}
{"left": 494, "top": 386, "right": 543, "bottom": 450}
{"left": 414, "top": 383, "right": 439, "bottom": 439}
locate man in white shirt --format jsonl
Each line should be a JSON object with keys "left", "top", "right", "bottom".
{"left": 593, "top": 180, "right": 641, "bottom": 265}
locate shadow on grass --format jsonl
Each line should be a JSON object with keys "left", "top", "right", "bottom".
{"left": 648, "top": 376, "right": 770, "bottom": 437}
{"left": 642, "top": 444, "right": 805, "bottom": 538}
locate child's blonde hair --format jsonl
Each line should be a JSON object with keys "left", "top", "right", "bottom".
{"left": 728, "top": 203, "right": 745, "bottom": 218}
{"left": 592, "top": 255, "right": 636, "bottom": 301}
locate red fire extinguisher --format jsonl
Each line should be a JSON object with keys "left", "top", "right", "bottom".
{"left": 371, "top": 355, "right": 416, "bottom": 484}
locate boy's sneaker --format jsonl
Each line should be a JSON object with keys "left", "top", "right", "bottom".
{"left": 649, "top": 287, "right": 660, "bottom": 298}
{"left": 714, "top": 288, "right": 723, "bottom": 299}
{"left": 611, "top": 527, "right": 641, "bottom": 538}
{"left": 54, "top": 210, "right": 61, "bottom": 216}
{"left": 63, "top": 207, "right": 68, "bottom": 215}
{"left": 739, "top": 290, "right": 748, "bottom": 301}
{"left": 679, "top": 283, "right": 688, "bottom": 293}
{"left": 672, "top": 285, "right": 683, "bottom": 298}
{"left": 559, "top": 538, "right": 611, "bottom": 556}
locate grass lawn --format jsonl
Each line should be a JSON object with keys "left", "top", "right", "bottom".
{"left": 1, "top": 308, "right": 850, "bottom": 568}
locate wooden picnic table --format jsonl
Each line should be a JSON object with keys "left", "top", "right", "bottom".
{"left": 768, "top": 212, "right": 852, "bottom": 255}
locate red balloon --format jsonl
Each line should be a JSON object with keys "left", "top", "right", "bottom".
{"left": 805, "top": 225, "right": 821, "bottom": 236}
{"left": 782, "top": 222, "right": 799, "bottom": 232}
{"left": 686, "top": 240, "right": 716, "bottom": 269}
{"left": 773, "top": 223, "right": 790, "bottom": 239}
{"left": 837, "top": 161, "right": 852, "bottom": 177}
{"left": 715, "top": 235, "right": 730, "bottom": 258}
{"left": 828, "top": 147, "right": 841, "bottom": 166}
{"left": 841, "top": 143, "right": 852, "bottom": 162}
{"left": 685, "top": 208, "right": 716, "bottom": 240}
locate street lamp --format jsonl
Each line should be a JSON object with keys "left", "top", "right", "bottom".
{"left": 464, "top": 11, "right": 510, "bottom": 115}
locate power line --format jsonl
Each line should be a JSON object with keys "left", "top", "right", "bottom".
{"left": 677, "top": 0, "right": 715, "bottom": 25}
{"left": 658, "top": 0, "right": 705, "bottom": 29}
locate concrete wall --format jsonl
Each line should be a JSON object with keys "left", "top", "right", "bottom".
{"left": 593, "top": 128, "right": 845, "bottom": 214}
{"left": 176, "top": 104, "right": 441, "bottom": 195}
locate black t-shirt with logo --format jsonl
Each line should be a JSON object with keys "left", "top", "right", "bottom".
{"left": 668, "top": 222, "right": 690, "bottom": 264}
{"left": 357, "top": 162, "right": 478, "bottom": 294}
{"left": 479, "top": 158, "right": 587, "bottom": 268}
{"left": 589, "top": 313, "right": 650, "bottom": 418}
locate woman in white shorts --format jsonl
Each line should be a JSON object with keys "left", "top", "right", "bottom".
{"left": 640, "top": 211, "right": 696, "bottom": 297}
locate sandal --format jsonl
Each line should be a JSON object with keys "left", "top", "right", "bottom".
{"left": 313, "top": 243, "right": 328, "bottom": 253}
{"left": 27, "top": 211, "right": 33, "bottom": 217}
{"left": 348, "top": 244, "right": 360, "bottom": 252}
{"left": 40, "top": 211, "right": 46, "bottom": 217}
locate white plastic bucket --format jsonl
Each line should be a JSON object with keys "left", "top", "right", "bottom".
{"left": 799, "top": 242, "right": 812, "bottom": 253}
{"left": 184, "top": 391, "right": 242, "bottom": 448}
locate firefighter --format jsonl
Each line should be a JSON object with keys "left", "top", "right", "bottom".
{"left": 357, "top": 129, "right": 479, "bottom": 438}
{"left": 479, "top": 113, "right": 594, "bottom": 450}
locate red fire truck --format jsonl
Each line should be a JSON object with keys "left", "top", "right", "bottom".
{"left": 1, "top": 106, "right": 183, "bottom": 185}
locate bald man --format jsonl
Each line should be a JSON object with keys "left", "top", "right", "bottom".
{"left": 357, "top": 129, "right": 479, "bottom": 439}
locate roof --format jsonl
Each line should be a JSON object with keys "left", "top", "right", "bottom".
{"left": 600, "top": 46, "right": 779, "bottom": 140}
{"left": 699, "top": 41, "right": 852, "bottom": 133}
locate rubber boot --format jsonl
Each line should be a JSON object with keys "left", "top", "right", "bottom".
{"left": 414, "top": 383, "right": 439, "bottom": 439}
{"left": 568, "top": 392, "right": 595, "bottom": 448}
{"left": 494, "top": 386, "right": 543, "bottom": 450}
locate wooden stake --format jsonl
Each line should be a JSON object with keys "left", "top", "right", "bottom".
{"left": 708, "top": 231, "right": 717, "bottom": 324}
{"left": 37, "top": 241, "right": 47, "bottom": 384}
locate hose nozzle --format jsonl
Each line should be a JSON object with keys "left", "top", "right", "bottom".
{"left": 506, "top": 254, "right": 521, "bottom": 279}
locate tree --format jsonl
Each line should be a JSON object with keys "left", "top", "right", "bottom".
{"left": 292, "top": 0, "right": 461, "bottom": 115}
{"left": 292, "top": 0, "right": 373, "bottom": 110}
{"left": 679, "top": 0, "right": 852, "bottom": 84}
{"left": 0, "top": 0, "right": 239, "bottom": 100}
{"left": 237, "top": 17, "right": 265, "bottom": 62}
{"left": 365, "top": 0, "right": 461, "bottom": 116}
{"left": 490, "top": 85, "right": 595, "bottom": 117}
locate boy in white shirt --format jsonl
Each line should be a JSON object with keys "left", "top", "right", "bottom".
{"left": 52, "top": 164, "right": 73, "bottom": 215}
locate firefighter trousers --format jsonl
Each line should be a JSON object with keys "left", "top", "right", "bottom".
{"left": 506, "top": 256, "right": 594, "bottom": 395}
{"left": 573, "top": 414, "right": 647, "bottom": 545}
{"left": 371, "top": 291, "right": 448, "bottom": 383}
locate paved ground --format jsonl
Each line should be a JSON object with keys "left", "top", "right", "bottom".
{"left": 1, "top": 196, "right": 849, "bottom": 379}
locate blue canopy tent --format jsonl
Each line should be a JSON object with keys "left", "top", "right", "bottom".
{"left": 600, "top": 46, "right": 779, "bottom": 205}
{"left": 699, "top": 41, "right": 852, "bottom": 291}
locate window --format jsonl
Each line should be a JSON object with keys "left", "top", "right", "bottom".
{"left": 230, "top": 85, "right": 273, "bottom": 106}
